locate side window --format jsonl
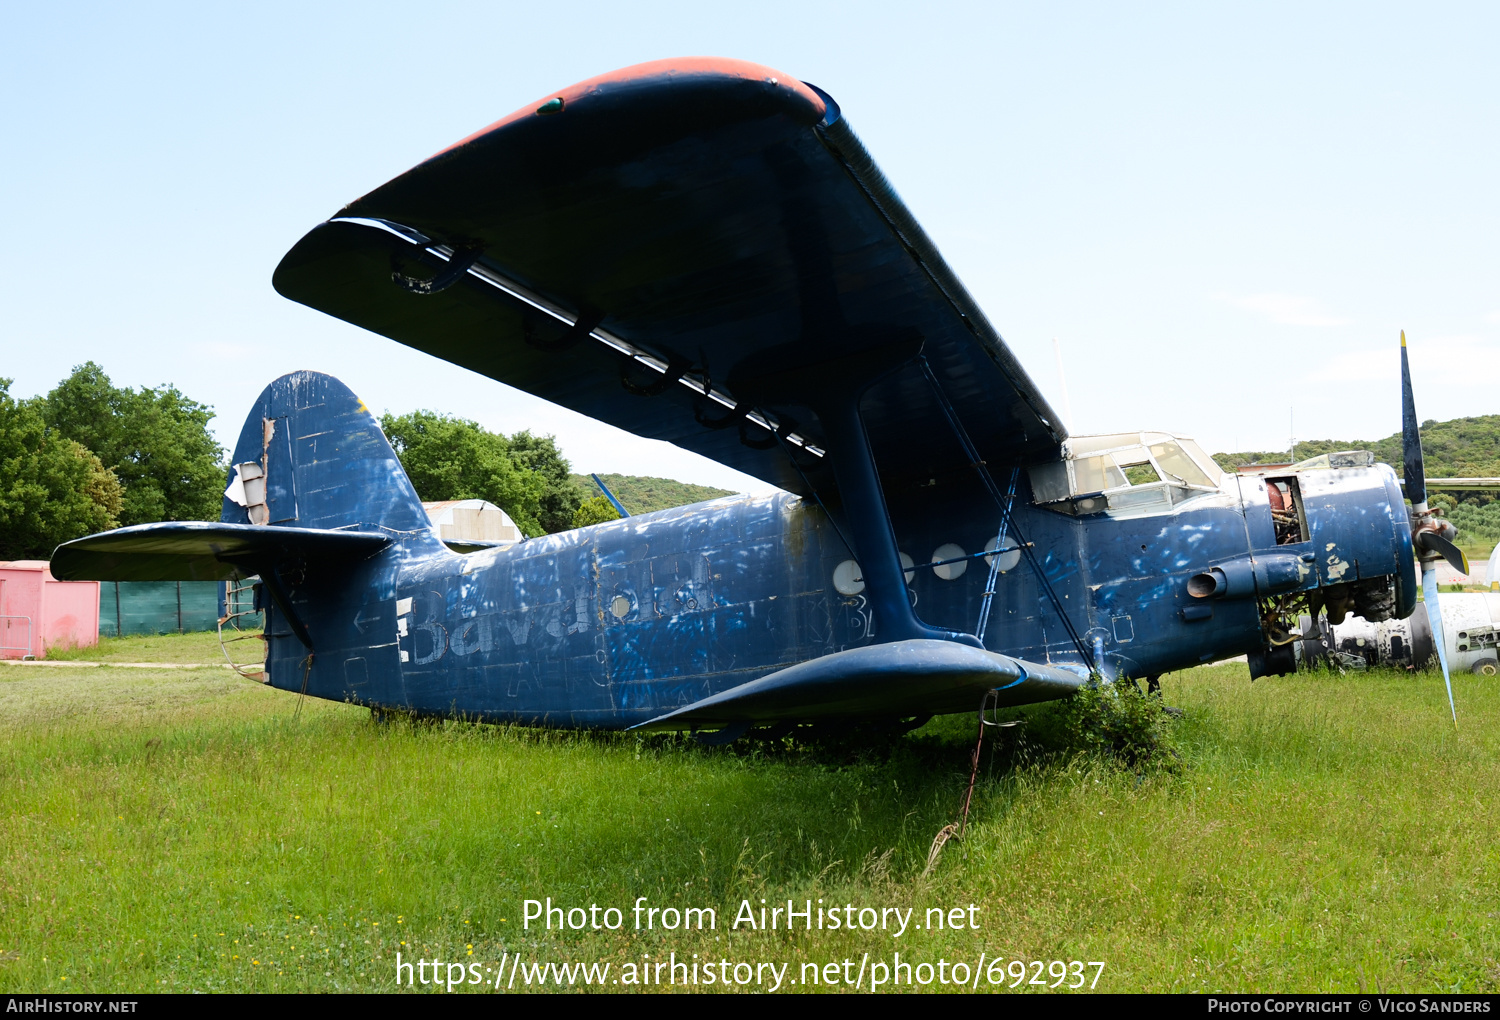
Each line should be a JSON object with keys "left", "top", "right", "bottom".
{"left": 1028, "top": 460, "right": 1070, "bottom": 503}
{"left": 1074, "top": 455, "right": 1127, "bottom": 493}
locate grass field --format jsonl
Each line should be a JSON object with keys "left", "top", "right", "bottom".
{"left": 1, "top": 645, "right": 1497, "bottom": 994}
{"left": 40, "top": 631, "right": 247, "bottom": 665}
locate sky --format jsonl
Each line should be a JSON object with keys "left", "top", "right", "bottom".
{"left": 3, "top": 2, "right": 1496, "bottom": 493}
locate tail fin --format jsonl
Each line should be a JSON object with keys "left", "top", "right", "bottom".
{"left": 222, "top": 371, "right": 428, "bottom": 534}
{"left": 52, "top": 372, "right": 428, "bottom": 583}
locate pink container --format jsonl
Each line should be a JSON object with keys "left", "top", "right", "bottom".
{"left": 0, "top": 561, "right": 100, "bottom": 659}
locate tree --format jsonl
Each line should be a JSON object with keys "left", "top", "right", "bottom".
{"left": 0, "top": 379, "right": 122, "bottom": 559}
{"left": 508, "top": 431, "right": 582, "bottom": 533}
{"left": 43, "top": 362, "right": 225, "bottom": 525}
{"left": 572, "top": 495, "right": 622, "bottom": 529}
{"left": 380, "top": 411, "right": 546, "bottom": 536}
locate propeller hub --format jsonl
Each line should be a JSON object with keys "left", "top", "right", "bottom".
{"left": 1411, "top": 510, "right": 1459, "bottom": 564}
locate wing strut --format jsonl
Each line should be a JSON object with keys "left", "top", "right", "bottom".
{"left": 737, "top": 338, "right": 976, "bottom": 647}
{"left": 918, "top": 358, "right": 1097, "bottom": 672}
{"left": 821, "top": 395, "right": 968, "bottom": 644}
{"left": 974, "top": 467, "right": 1021, "bottom": 645}
{"left": 258, "top": 566, "right": 315, "bottom": 651}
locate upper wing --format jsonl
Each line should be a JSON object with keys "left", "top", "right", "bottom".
{"left": 273, "top": 57, "right": 1064, "bottom": 500}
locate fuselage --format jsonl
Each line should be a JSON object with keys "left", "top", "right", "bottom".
{"left": 263, "top": 449, "right": 1414, "bottom": 726}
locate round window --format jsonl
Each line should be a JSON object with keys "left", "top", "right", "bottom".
{"left": 932, "top": 543, "right": 967, "bottom": 580}
{"left": 832, "top": 559, "right": 865, "bottom": 596}
{"left": 984, "top": 536, "right": 1021, "bottom": 573}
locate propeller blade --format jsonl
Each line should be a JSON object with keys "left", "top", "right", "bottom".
{"left": 1417, "top": 531, "right": 1470, "bottom": 575}
{"left": 1420, "top": 567, "right": 1457, "bottom": 725}
{"left": 1400, "top": 330, "right": 1427, "bottom": 507}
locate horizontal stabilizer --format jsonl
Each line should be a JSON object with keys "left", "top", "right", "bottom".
{"left": 441, "top": 538, "right": 514, "bottom": 554}
{"left": 51, "top": 522, "right": 391, "bottom": 582}
{"left": 629, "top": 640, "right": 1086, "bottom": 732}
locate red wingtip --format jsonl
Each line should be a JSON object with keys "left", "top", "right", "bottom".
{"left": 429, "top": 57, "right": 827, "bottom": 161}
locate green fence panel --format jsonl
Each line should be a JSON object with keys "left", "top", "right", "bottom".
{"left": 181, "top": 583, "right": 219, "bottom": 632}
{"left": 98, "top": 581, "right": 260, "bottom": 636}
{"left": 111, "top": 581, "right": 175, "bottom": 636}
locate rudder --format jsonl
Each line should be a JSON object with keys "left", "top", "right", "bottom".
{"left": 222, "top": 372, "right": 430, "bottom": 535}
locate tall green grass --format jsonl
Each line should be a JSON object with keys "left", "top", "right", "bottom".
{"left": 1, "top": 657, "right": 1497, "bottom": 993}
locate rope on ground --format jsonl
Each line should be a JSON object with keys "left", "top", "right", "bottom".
{"left": 293, "top": 653, "right": 314, "bottom": 719}
{"left": 922, "top": 689, "right": 1018, "bottom": 877}
{"left": 922, "top": 824, "right": 960, "bottom": 877}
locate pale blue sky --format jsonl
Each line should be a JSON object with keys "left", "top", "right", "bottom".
{"left": 3, "top": 2, "right": 1496, "bottom": 491}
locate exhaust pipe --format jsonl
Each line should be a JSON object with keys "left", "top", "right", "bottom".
{"left": 1188, "top": 551, "right": 1316, "bottom": 600}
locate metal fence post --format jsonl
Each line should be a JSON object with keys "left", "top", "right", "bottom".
{"left": 1, "top": 616, "right": 34, "bottom": 659}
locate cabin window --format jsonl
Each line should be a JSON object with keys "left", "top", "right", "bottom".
{"left": 1028, "top": 430, "right": 1227, "bottom": 516}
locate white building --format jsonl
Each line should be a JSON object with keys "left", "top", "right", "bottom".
{"left": 422, "top": 500, "right": 523, "bottom": 546}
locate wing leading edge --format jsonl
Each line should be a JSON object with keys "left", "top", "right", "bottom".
{"left": 272, "top": 57, "right": 1065, "bottom": 503}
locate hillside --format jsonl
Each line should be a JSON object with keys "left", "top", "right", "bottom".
{"left": 1212, "top": 414, "right": 1500, "bottom": 547}
{"left": 568, "top": 474, "right": 736, "bottom": 515}
{"left": 1211, "top": 414, "right": 1500, "bottom": 479}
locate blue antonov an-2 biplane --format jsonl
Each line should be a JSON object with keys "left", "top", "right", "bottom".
{"left": 54, "top": 58, "right": 1466, "bottom": 738}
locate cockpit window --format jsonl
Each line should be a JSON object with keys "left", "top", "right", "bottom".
{"left": 1148, "top": 441, "right": 1215, "bottom": 487}
{"left": 1029, "top": 430, "right": 1227, "bottom": 517}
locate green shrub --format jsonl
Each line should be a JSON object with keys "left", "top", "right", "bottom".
{"left": 572, "top": 495, "right": 622, "bottom": 528}
{"left": 1059, "top": 680, "right": 1182, "bottom": 771}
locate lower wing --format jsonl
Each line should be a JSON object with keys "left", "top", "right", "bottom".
{"left": 630, "top": 640, "right": 1086, "bottom": 732}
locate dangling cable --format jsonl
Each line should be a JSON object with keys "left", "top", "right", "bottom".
{"left": 293, "top": 652, "right": 315, "bottom": 719}
{"left": 924, "top": 689, "right": 1019, "bottom": 875}
{"left": 773, "top": 430, "right": 857, "bottom": 561}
